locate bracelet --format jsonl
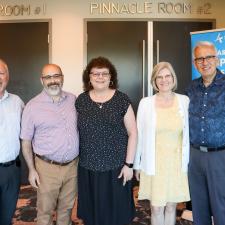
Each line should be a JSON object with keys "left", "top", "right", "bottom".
{"left": 124, "top": 162, "right": 133, "bottom": 168}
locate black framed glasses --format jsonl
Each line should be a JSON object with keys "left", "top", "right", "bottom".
{"left": 41, "top": 74, "right": 63, "bottom": 80}
{"left": 194, "top": 55, "right": 216, "bottom": 64}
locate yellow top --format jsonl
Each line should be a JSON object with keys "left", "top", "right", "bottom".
{"left": 138, "top": 96, "right": 190, "bottom": 206}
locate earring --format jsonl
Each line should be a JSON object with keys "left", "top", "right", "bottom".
{"left": 89, "top": 81, "right": 92, "bottom": 87}
{"left": 109, "top": 81, "right": 114, "bottom": 87}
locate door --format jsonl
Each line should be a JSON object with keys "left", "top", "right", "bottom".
{"left": 87, "top": 21, "right": 148, "bottom": 113}
{"left": 0, "top": 21, "right": 49, "bottom": 184}
{"left": 153, "top": 21, "right": 213, "bottom": 93}
{"left": 0, "top": 22, "right": 49, "bottom": 103}
{"left": 87, "top": 20, "right": 213, "bottom": 110}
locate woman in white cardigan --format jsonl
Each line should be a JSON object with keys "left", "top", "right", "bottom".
{"left": 134, "top": 62, "right": 190, "bottom": 225}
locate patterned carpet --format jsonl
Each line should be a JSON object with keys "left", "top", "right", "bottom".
{"left": 13, "top": 185, "right": 193, "bottom": 225}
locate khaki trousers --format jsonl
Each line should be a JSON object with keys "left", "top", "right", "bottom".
{"left": 35, "top": 156, "right": 78, "bottom": 225}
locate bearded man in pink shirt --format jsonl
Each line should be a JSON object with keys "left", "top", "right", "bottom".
{"left": 20, "top": 64, "right": 79, "bottom": 225}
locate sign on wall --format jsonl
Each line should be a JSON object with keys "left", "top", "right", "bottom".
{"left": 90, "top": 2, "right": 212, "bottom": 15}
{"left": 191, "top": 28, "right": 225, "bottom": 79}
{"left": 0, "top": 4, "right": 46, "bottom": 16}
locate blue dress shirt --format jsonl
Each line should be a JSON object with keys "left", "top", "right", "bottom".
{"left": 186, "top": 69, "right": 225, "bottom": 147}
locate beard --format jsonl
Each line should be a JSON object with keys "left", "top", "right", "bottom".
{"left": 44, "top": 82, "right": 62, "bottom": 96}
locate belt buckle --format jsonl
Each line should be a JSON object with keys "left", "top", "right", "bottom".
{"left": 200, "top": 146, "right": 208, "bottom": 152}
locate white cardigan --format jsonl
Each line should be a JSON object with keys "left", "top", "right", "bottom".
{"left": 133, "top": 93, "right": 190, "bottom": 175}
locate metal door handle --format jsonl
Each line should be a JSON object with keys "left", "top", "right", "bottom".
{"left": 157, "top": 39, "right": 159, "bottom": 64}
{"left": 142, "top": 40, "right": 145, "bottom": 98}
{"left": 148, "top": 21, "right": 153, "bottom": 96}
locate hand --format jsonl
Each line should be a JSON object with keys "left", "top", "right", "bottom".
{"left": 135, "top": 170, "right": 140, "bottom": 181}
{"left": 118, "top": 165, "right": 133, "bottom": 186}
{"left": 29, "top": 168, "right": 40, "bottom": 189}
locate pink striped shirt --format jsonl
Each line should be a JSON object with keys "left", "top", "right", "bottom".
{"left": 20, "top": 90, "right": 79, "bottom": 163}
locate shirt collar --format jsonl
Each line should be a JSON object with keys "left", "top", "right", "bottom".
{"left": 41, "top": 89, "right": 67, "bottom": 103}
{"left": 0, "top": 90, "right": 9, "bottom": 102}
{"left": 214, "top": 69, "right": 225, "bottom": 85}
{"left": 197, "top": 69, "right": 224, "bottom": 88}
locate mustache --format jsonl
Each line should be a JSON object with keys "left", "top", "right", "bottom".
{"left": 47, "top": 82, "right": 60, "bottom": 87}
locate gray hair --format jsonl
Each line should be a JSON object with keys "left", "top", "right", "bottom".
{"left": 192, "top": 41, "right": 217, "bottom": 59}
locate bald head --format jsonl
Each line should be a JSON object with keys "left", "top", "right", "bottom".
{"left": 0, "top": 59, "right": 9, "bottom": 74}
{"left": 0, "top": 59, "right": 9, "bottom": 98}
{"left": 42, "top": 64, "right": 62, "bottom": 76}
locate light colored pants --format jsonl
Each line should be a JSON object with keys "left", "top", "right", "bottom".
{"left": 35, "top": 156, "right": 78, "bottom": 225}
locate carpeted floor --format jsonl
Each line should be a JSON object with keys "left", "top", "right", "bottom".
{"left": 13, "top": 185, "right": 193, "bottom": 225}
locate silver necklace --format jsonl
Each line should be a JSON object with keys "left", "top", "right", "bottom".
{"left": 92, "top": 91, "right": 108, "bottom": 109}
{"left": 96, "top": 102, "right": 103, "bottom": 109}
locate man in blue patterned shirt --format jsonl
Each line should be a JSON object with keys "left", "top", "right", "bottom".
{"left": 186, "top": 41, "right": 225, "bottom": 225}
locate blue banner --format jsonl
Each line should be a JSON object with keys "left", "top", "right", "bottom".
{"left": 191, "top": 29, "right": 225, "bottom": 80}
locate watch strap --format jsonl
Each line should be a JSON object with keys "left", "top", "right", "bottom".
{"left": 124, "top": 162, "right": 133, "bottom": 168}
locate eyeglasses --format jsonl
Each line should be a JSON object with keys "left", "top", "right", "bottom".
{"left": 41, "top": 74, "right": 63, "bottom": 80}
{"left": 194, "top": 55, "right": 216, "bottom": 64}
{"left": 90, "top": 72, "right": 110, "bottom": 78}
{"left": 156, "top": 74, "right": 172, "bottom": 81}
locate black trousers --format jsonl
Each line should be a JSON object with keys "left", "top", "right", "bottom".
{"left": 188, "top": 147, "right": 225, "bottom": 225}
{"left": 0, "top": 161, "right": 21, "bottom": 225}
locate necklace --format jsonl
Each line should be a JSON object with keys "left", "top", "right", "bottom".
{"left": 91, "top": 90, "right": 112, "bottom": 109}
{"left": 96, "top": 102, "right": 103, "bottom": 109}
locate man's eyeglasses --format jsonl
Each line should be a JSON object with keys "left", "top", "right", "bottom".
{"left": 90, "top": 72, "right": 110, "bottom": 78}
{"left": 41, "top": 74, "right": 63, "bottom": 80}
{"left": 194, "top": 55, "right": 216, "bottom": 64}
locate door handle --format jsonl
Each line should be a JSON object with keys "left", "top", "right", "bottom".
{"left": 157, "top": 39, "right": 160, "bottom": 64}
{"left": 142, "top": 40, "right": 145, "bottom": 98}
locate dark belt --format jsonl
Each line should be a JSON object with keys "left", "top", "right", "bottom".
{"left": 35, "top": 154, "right": 74, "bottom": 166}
{"left": 0, "top": 156, "right": 19, "bottom": 167}
{"left": 191, "top": 144, "right": 225, "bottom": 152}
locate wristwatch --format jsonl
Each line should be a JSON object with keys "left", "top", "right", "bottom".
{"left": 124, "top": 162, "right": 133, "bottom": 168}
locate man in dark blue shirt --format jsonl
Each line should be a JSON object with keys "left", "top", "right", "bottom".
{"left": 186, "top": 41, "right": 225, "bottom": 225}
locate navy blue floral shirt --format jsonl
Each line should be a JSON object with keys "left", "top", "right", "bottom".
{"left": 186, "top": 69, "right": 225, "bottom": 147}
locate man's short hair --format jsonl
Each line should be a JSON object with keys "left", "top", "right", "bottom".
{"left": 192, "top": 41, "right": 217, "bottom": 59}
